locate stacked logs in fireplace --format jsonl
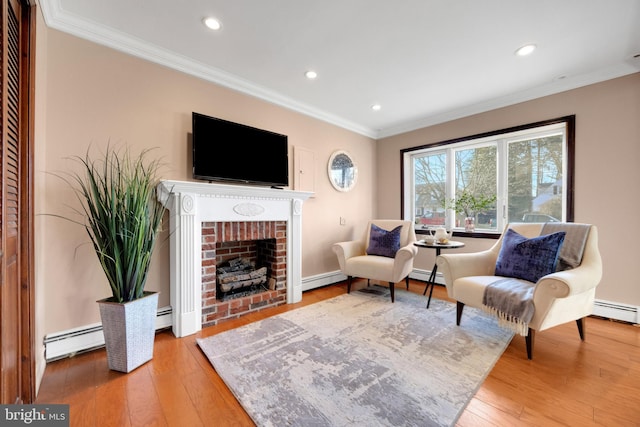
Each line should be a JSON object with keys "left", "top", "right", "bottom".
{"left": 217, "top": 257, "right": 272, "bottom": 299}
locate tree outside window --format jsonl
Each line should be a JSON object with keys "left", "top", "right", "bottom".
{"left": 508, "top": 135, "right": 563, "bottom": 223}
{"left": 413, "top": 152, "right": 446, "bottom": 227}
{"left": 452, "top": 145, "right": 497, "bottom": 230}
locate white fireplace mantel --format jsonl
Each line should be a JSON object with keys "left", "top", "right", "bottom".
{"left": 157, "top": 180, "right": 313, "bottom": 337}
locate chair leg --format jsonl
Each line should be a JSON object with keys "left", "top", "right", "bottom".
{"left": 456, "top": 301, "right": 465, "bottom": 325}
{"left": 525, "top": 328, "right": 535, "bottom": 360}
{"left": 367, "top": 279, "right": 370, "bottom": 287}
{"left": 405, "top": 276, "right": 410, "bottom": 290}
{"left": 576, "top": 317, "right": 586, "bottom": 341}
{"left": 389, "top": 282, "right": 395, "bottom": 303}
{"left": 347, "top": 276, "right": 353, "bottom": 294}
{"left": 524, "top": 320, "right": 583, "bottom": 360}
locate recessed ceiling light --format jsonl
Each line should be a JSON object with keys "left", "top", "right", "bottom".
{"left": 371, "top": 104, "right": 382, "bottom": 111}
{"left": 305, "top": 70, "right": 318, "bottom": 80}
{"left": 203, "top": 17, "right": 221, "bottom": 31}
{"left": 515, "top": 44, "right": 536, "bottom": 56}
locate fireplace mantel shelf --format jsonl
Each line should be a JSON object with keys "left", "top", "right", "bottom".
{"left": 158, "top": 180, "right": 313, "bottom": 203}
{"left": 157, "top": 180, "right": 313, "bottom": 337}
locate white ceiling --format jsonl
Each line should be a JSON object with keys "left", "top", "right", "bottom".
{"left": 40, "top": 0, "right": 640, "bottom": 138}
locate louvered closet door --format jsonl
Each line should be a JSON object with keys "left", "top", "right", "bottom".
{"left": 0, "top": 0, "right": 33, "bottom": 404}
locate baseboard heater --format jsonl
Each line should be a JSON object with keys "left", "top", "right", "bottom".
{"left": 410, "top": 269, "right": 445, "bottom": 285}
{"left": 43, "top": 282, "right": 639, "bottom": 361}
{"left": 44, "top": 306, "right": 173, "bottom": 362}
{"left": 592, "top": 299, "right": 639, "bottom": 324}
{"left": 302, "top": 271, "right": 347, "bottom": 291}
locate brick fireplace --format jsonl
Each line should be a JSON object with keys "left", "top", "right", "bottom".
{"left": 201, "top": 220, "right": 287, "bottom": 327}
{"left": 157, "top": 180, "right": 312, "bottom": 337}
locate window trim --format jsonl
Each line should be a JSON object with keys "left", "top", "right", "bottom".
{"left": 400, "top": 115, "right": 575, "bottom": 238}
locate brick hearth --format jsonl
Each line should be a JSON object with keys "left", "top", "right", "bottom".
{"left": 201, "top": 221, "right": 287, "bottom": 327}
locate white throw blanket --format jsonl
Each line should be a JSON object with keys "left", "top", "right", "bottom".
{"left": 482, "top": 278, "right": 535, "bottom": 336}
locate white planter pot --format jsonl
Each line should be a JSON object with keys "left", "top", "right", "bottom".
{"left": 97, "top": 291, "right": 158, "bottom": 373}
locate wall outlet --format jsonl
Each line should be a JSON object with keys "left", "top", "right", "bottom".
{"left": 340, "top": 217, "right": 346, "bottom": 225}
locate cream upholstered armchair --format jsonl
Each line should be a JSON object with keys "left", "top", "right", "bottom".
{"left": 436, "top": 222, "right": 602, "bottom": 359}
{"left": 332, "top": 220, "right": 418, "bottom": 302}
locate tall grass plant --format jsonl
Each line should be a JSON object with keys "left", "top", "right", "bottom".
{"left": 64, "top": 147, "right": 165, "bottom": 303}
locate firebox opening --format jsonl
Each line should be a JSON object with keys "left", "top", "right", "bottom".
{"left": 215, "top": 238, "right": 277, "bottom": 301}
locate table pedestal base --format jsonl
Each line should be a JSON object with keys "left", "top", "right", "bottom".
{"left": 414, "top": 240, "right": 465, "bottom": 309}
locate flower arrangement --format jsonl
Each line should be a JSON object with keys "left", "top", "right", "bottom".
{"left": 446, "top": 190, "right": 496, "bottom": 218}
{"left": 445, "top": 190, "right": 496, "bottom": 231}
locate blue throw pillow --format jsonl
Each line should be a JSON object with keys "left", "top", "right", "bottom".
{"left": 366, "top": 224, "right": 402, "bottom": 258}
{"left": 495, "top": 228, "right": 566, "bottom": 283}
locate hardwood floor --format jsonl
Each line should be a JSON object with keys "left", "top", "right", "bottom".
{"left": 36, "top": 280, "right": 640, "bottom": 426}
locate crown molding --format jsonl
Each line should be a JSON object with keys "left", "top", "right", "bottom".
{"left": 39, "top": 1, "right": 378, "bottom": 139}
{"left": 39, "top": 1, "right": 640, "bottom": 141}
{"left": 376, "top": 62, "right": 639, "bottom": 139}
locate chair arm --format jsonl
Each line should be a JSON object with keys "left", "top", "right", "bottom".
{"left": 392, "top": 243, "right": 419, "bottom": 280}
{"left": 535, "top": 261, "right": 602, "bottom": 299}
{"left": 436, "top": 250, "right": 497, "bottom": 285}
{"left": 332, "top": 241, "right": 365, "bottom": 270}
{"left": 396, "top": 243, "right": 418, "bottom": 262}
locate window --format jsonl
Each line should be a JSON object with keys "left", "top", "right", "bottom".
{"left": 402, "top": 116, "right": 574, "bottom": 236}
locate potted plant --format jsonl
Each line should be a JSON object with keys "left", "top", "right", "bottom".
{"left": 65, "top": 146, "right": 166, "bottom": 372}
{"left": 445, "top": 190, "right": 496, "bottom": 232}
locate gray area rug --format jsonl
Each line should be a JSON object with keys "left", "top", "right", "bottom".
{"left": 197, "top": 287, "right": 514, "bottom": 426}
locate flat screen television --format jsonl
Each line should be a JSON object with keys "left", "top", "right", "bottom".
{"left": 192, "top": 112, "right": 289, "bottom": 187}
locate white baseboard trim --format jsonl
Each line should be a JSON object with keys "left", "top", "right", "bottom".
{"left": 44, "top": 279, "right": 638, "bottom": 361}
{"left": 43, "top": 306, "right": 173, "bottom": 362}
{"left": 409, "top": 268, "right": 444, "bottom": 285}
{"left": 302, "top": 271, "right": 346, "bottom": 291}
{"left": 301, "top": 269, "right": 442, "bottom": 291}
{"left": 593, "top": 299, "right": 639, "bottom": 324}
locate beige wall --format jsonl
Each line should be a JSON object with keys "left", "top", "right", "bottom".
{"left": 35, "top": 9, "right": 639, "bottom": 387}
{"left": 377, "top": 73, "right": 640, "bottom": 306}
{"left": 37, "top": 24, "right": 376, "bottom": 339}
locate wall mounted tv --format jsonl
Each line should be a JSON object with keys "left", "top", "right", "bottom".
{"left": 192, "top": 112, "right": 289, "bottom": 187}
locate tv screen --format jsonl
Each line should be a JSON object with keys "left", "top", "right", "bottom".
{"left": 192, "top": 112, "right": 289, "bottom": 187}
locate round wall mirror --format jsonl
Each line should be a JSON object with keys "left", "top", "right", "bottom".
{"left": 328, "top": 150, "right": 358, "bottom": 192}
